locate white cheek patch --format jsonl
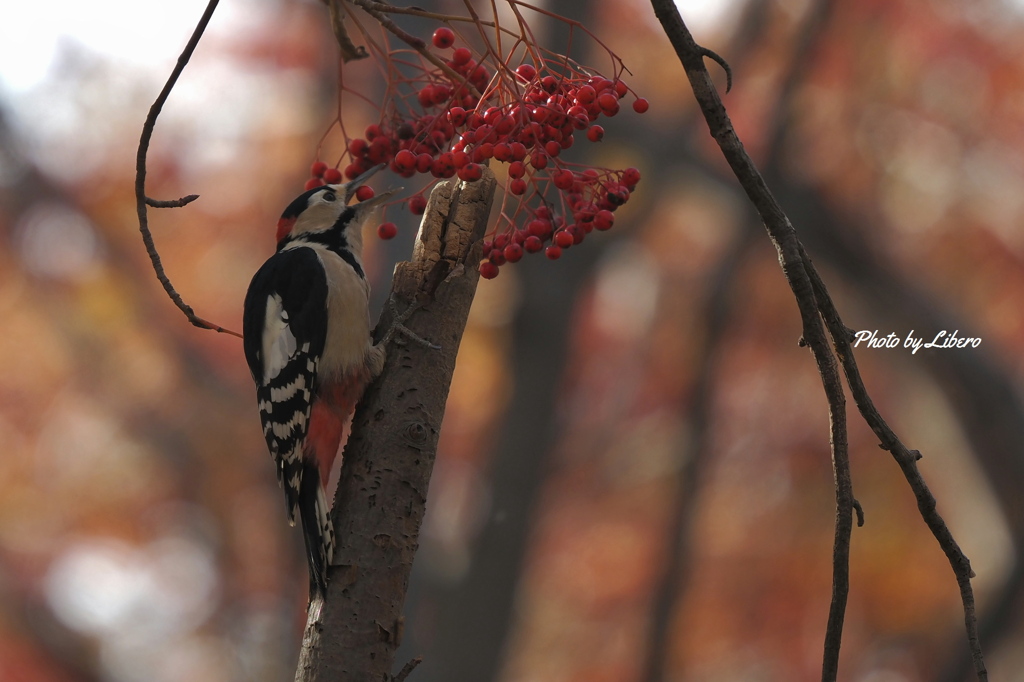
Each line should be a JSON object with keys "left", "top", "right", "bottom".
{"left": 261, "top": 294, "right": 297, "bottom": 382}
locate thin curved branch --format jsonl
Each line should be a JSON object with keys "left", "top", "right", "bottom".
{"left": 698, "top": 46, "right": 733, "bottom": 93}
{"left": 134, "top": 0, "right": 242, "bottom": 339}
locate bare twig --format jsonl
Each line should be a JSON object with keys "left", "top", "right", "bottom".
{"left": 322, "top": 0, "right": 370, "bottom": 61}
{"left": 348, "top": 0, "right": 480, "bottom": 95}
{"left": 697, "top": 46, "right": 733, "bottom": 93}
{"left": 146, "top": 194, "right": 200, "bottom": 208}
{"left": 649, "top": 1, "right": 987, "bottom": 680}
{"left": 135, "top": 0, "right": 242, "bottom": 339}
{"left": 804, "top": 251, "right": 988, "bottom": 681}
{"left": 392, "top": 657, "right": 423, "bottom": 682}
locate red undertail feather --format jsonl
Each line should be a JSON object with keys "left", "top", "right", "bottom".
{"left": 305, "top": 371, "right": 373, "bottom": 482}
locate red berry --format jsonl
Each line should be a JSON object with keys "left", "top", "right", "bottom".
{"left": 509, "top": 178, "right": 528, "bottom": 195}
{"left": 432, "top": 152, "right": 456, "bottom": 178}
{"left": 474, "top": 143, "right": 494, "bottom": 162}
{"left": 545, "top": 245, "right": 562, "bottom": 260}
{"left": 432, "top": 27, "right": 455, "bottom": 49}
{"left": 595, "top": 210, "right": 614, "bottom": 230}
{"left": 470, "top": 65, "right": 490, "bottom": 87}
{"left": 530, "top": 152, "right": 548, "bottom": 170}
{"left": 544, "top": 140, "right": 561, "bottom": 158}
{"left": 323, "top": 167, "right": 343, "bottom": 183}
{"left": 614, "top": 80, "right": 629, "bottom": 97}
{"left": 448, "top": 106, "right": 468, "bottom": 127}
{"left": 598, "top": 93, "right": 620, "bottom": 116}
{"left": 509, "top": 142, "right": 528, "bottom": 161}
{"left": 493, "top": 143, "right": 512, "bottom": 162}
{"left": 524, "top": 235, "right": 543, "bottom": 253}
{"left": 355, "top": 185, "right": 375, "bottom": 201}
{"left": 508, "top": 160, "right": 526, "bottom": 179}
{"left": 311, "top": 161, "right": 328, "bottom": 177}
{"left": 575, "top": 85, "right": 596, "bottom": 104}
{"left": 553, "top": 169, "right": 574, "bottom": 190}
{"left": 416, "top": 153, "right": 434, "bottom": 174}
{"left": 452, "top": 47, "right": 472, "bottom": 66}
{"left": 458, "top": 162, "right": 483, "bottom": 182}
{"left": 516, "top": 64, "right": 537, "bottom": 82}
{"left": 504, "top": 242, "right": 524, "bottom": 263}
{"left": 495, "top": 115, "right": 516, "bottom": 135}
{"left": 393, "top": 149, "right": 415, "bottom": 172}
{"left": 408, "top": 195, "right": 428, "bottom": 214}
{"left": 365, "top": 124, "right": 382, "bottom": 140}
{"left": 343, "top": 163, "right": 362, "bottom": 180}
{"left": 586, "top": 125, "right": 605, "bottom": 142}
{"left": 526, "top": 219, "right": 549, "bottom": 237}
{"left": 633, "top": 97, "right": 650, "bottom": 114}
{"left": 348, "top": 138, "right": 368, "bottom": 156}
{"left": 431, "top": 84, "right": 451, "bottom": 105}
{"left": 489, "top": 249, "right": 506, "bottom": 266}
{"left": 622, "top": 167, "right": 642, "bottom": 186}
{"left": 484, "top": 107, "right": 502, "bottom": 124}
{"left": 304, "top": 178, "right": 323, "bottom": 190}
{"left": 377, "top": 222, "right": 398, "bottom": 240}
{"left": 479, "top": 261, "right": 500, "bottom": 279}
{"left": 554, "top": 231, "right": 574, "bottom": 248}
{"left": 607, "top": 186, "right": 630, "bottom": 205}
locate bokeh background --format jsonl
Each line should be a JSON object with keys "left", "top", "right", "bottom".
{"left": 1, "top": 0, "right": 1023, "bottom": 680}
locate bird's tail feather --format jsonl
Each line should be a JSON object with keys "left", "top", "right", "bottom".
{"left": 298, "top": 459, "right": 335, "bottom": 600}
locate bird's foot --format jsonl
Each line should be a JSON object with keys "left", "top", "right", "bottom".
{"left": 379, "top": 298, "right": 441, "bottom": 351}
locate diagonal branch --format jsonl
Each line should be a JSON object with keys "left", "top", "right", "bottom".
{"left": 134, "top": 0, "right": 242, "bottom": 338}
{"left": 649, "top": 2, "right": 987, "bottom": 681}
{"left": 803, "top": 252, "right": 988, "bottom": 681}
{"left": 293, "top": 170, "right": 497, "bottom": 682}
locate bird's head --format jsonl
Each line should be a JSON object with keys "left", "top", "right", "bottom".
{"left": 275, "top": 164, "right": 398, "bottom": 252}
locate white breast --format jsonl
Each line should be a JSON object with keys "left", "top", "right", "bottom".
{"left": 310, "top": 245, "right": 374, "bottom": 378}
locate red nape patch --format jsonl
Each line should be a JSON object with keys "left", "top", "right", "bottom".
{"left": 276, "top": 217, "right": 297, "bottom": 244}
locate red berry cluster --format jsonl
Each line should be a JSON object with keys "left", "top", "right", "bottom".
{"left": 479, "top": 164, "right": 640, "bottom": 278}
{"left": 314, "top": 25, "right": 645, "bottom": 272}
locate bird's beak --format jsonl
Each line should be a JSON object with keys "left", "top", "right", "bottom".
{"left": 354, "top": 187, "right": 402, "bottom": 208}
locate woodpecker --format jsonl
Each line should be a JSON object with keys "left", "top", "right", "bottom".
{"left": 242, "top": 166, "right": 394, "bottom": 599}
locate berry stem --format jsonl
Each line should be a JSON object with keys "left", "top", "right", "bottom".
{"left": 350, "top": 0, "right": 480, "bottom": 96}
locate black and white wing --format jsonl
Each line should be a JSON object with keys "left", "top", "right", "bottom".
{"left": 242, "top": 246, "right": 328, "bottom": 522}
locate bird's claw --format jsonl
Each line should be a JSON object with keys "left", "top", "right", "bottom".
{"left": 380, "top": 298, "right": 441, "bottom": 351}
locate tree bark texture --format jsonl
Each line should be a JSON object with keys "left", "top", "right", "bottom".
{"left": 294, "top": 169, "right": 497, "bottom": 682}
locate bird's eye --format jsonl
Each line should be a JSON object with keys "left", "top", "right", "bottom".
{"left": 322, "top": 191, "right": 337, "bottom": 202}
